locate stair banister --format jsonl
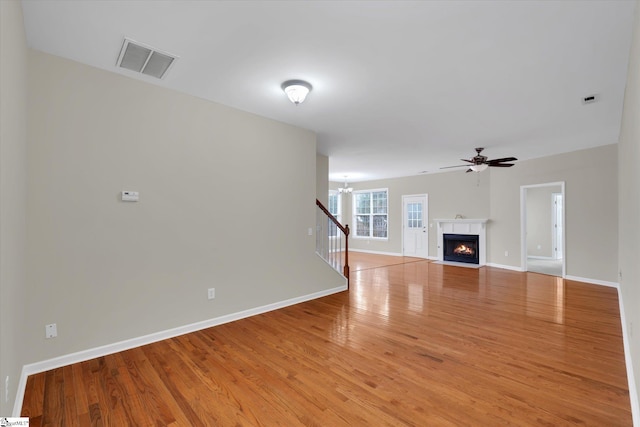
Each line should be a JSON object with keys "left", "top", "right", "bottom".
{"left": 315, "top": 199, "right": 350, "bottom": 287}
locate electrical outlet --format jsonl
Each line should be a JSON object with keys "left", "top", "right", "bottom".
{"left": 208, "top": 288, "right": 215, "bottom": 300}
{"left": 5, "top": 376, "right": 9, "bottom": 403}
{"left": 307, "top": 227, "right": 313, "bottom": 236}
{"left": 504, "top": 250, "right": 509, "bottom": 257}
{"left": 46, "top": 323, "right": 57, "bottom": 338}
{"left": 537, "top": 245, "right": 541, "bottom": 250}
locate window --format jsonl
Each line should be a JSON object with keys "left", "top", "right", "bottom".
{"left": 406, "top": 202, "right": 423, "bottom": 228}
{"left": 353, "top": 189, "right": 388, "bottom": 239}
{"left": 328, "top": 191, "right": 341, "bottom": 237}
{"left": 328, "top": 191, "right": 341, "bottom": 219}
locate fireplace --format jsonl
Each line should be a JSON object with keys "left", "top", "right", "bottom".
{"left": 443, "top": 234, "right": 480, "bottom": 264}
{"left": 436, "top": 218, "right": 487, "bottom": 266}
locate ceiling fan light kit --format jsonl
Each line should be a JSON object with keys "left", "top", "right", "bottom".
{"left": 469, "top": 164, "right": 489, "bottom": 172}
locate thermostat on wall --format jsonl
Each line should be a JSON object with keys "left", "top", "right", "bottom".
{"left": 121, "top": 191, "right": 139, "bottom": 202}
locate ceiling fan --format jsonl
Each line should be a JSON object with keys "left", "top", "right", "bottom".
{"left": 441, "top": 147, "right": 517, "bottom": 173}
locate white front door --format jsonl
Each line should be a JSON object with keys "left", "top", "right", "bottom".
{"left": 402, "top": 195, "right": 428, "bottom": 258}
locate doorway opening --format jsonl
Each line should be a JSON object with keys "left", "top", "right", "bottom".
{"left": 520, "top": 182, "right": 565, "bottom": 277}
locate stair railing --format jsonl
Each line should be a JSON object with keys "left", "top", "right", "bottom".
{"left": 315, "top": 199, "right": 350, "bottom": 287}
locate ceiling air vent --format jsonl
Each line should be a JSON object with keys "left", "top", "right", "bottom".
{"left": 116, "top": 38, "right": 177, "bottom": 79}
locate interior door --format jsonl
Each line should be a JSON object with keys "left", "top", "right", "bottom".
{"left": 402, "top": 195, "right": 428, "bottom": 258}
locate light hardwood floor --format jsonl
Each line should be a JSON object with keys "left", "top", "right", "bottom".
{"left": 22, "top": 253, "right": 632, "bottom": 426}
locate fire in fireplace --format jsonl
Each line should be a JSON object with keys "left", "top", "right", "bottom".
{"left": 443, "top": 234, "right": 480, "bottom": 264}
{"left": 453, "top": 244, "right": 475, "bottom": 255}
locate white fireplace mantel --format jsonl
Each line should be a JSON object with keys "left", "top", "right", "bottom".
{"left": 435, "top": 219, "right": 489, "bottom": 266}
{"left": 435, "top": 218, "right": 489, "bottom": 226}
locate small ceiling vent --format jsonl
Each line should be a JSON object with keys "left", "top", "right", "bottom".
{"left": 116, "top": 38, "right": 177, "bottom": 79}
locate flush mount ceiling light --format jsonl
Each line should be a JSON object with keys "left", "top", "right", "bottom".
{"left": 282, "top": 80, "right": 312, "bottom": 105}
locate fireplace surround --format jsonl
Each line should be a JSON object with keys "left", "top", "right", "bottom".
{"left": 435, "top": 219, "right": 488, "bottom": 266}
{"left": 443, "top": 233, "right": 480, "bottom": 264}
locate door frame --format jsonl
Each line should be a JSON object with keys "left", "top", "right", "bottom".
{"left": 520, "top": 182, "right": 565, "bottom": 277}
{"left": 401, "top": 194, "right": 429, "bottom": 258}
{"left": 552, "top": 192, "right": 563, "bottom": 260}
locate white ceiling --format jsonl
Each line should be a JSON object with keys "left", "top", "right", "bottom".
{"left": 20, "top": 0, "right": 635, "bottom": 182}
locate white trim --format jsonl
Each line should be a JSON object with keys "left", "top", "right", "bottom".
{"left": 521, "top": 188, "right": 527, "bottom": 273}
{"left": 427, "top": 256, "right": 439, "bottom": 261}
{"left": 519, "top": 181, "right": 566, "bottom": 190}
{"left": 485, "top": 263, "right": 524, "bottom": 272}
{"left": 521, "top": 182, "right": 566, "bottom": 278}
{"left": 12, "top": 371, "right": 28, "bottom": 417}
{"left": 564, "top": 275, "right": 619, "bottom": 288}
{"left": 351, "top": 236, "right": 389, "bottom": 241}
{"left": 433, "top": 261, "right": 482, "bottom": 269}
{"left": 434, "top": 218, "right": 489, "bottom": 225}
{"left": 617, "top": 288, "right": 640, "bottom": 427}
{"left": 401, "top": 194, "right": 429, "bottom": 259}
{"left": 12, "top": 285, "right": 347, "bottom": 416}
{"left": 352, "top": 188, "right": 389, "bottom": 239}
{"left": 436, "top": 219, "right": 488, "bottom": 266}
{"left": 349, "top": 248, "right": 403, "bottom": 257}
{"left": 527, "top": 255, "right": 556, "bottom": 260}
{"left": 552, "top": 192, "right": 563, "bottom": 260}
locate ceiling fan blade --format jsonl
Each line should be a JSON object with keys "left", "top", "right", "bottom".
{"left": 440, "top": 164, "right": 469, "bottom": 169}
{"left": 465, "top": 168, "right": 473, "bottom": 173}
{"left": 488, "top": 163, "right": 515, "bottom": 167}
{"left": 460, "top": 159, "right": 474, "bottom": 163}
{"left": 487, "top": 157, "right": 517, "bottom": 164}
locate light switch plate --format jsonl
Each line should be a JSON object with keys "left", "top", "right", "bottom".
{"left": 45, "top": 323, "right": 57, "bottom": 338}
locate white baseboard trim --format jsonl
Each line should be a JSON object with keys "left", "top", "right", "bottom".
{"left": 485, "top": 263, "right": 524, "bottom": 272}
{"left": 527, "top": 256, "right": 556, "bottom": 260}
{"left": 433, "top": 261, "right": 482, "bottom": 269}
{"left": 12, "top": 285, "right": 347, "bottom": 416}
{"left": 350, "top": 248, "right": 435, "bottom": 260}
{"left": 564, "top": 275, "right": 619, "bottom": 289}
{"left": 616, "top": 288, "right": 640, "bottom": 427}
{"left": 349, "top": 248, "right": 403, "bottom": 257}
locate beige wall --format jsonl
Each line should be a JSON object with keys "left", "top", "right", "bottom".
{"left": 342, "top": 171, "right": 490, "bottom": 256}
{"left": 25, "top": 50, "right": 343, "bottom": 364}
{"left": 526, "top": 185, "right": 561, "bottom": 258}
{"left": 5, "top": 2, "right": 635, "bottom": 416}
{"left": 619, "top": 0, "right": 640, "bottom": 416}
{"left": 338, "top": 145, "right": 617, "bottom": 283}
{"left": 490, "top": 144, "right": 617, "bottom": 282}
{"left": 0, "top": 0, "right": 29, "bottom": 414}
{"left": 316, "top": 154, "right": 329, "bottom": 206}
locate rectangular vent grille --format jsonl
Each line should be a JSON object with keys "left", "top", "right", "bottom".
{"left": 116, "top": 38, "right": 177, "bottom": 79}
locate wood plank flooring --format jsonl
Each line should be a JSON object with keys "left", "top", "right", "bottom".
{"left": 22, "top": 253, "right": 632, "bottom": 426}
